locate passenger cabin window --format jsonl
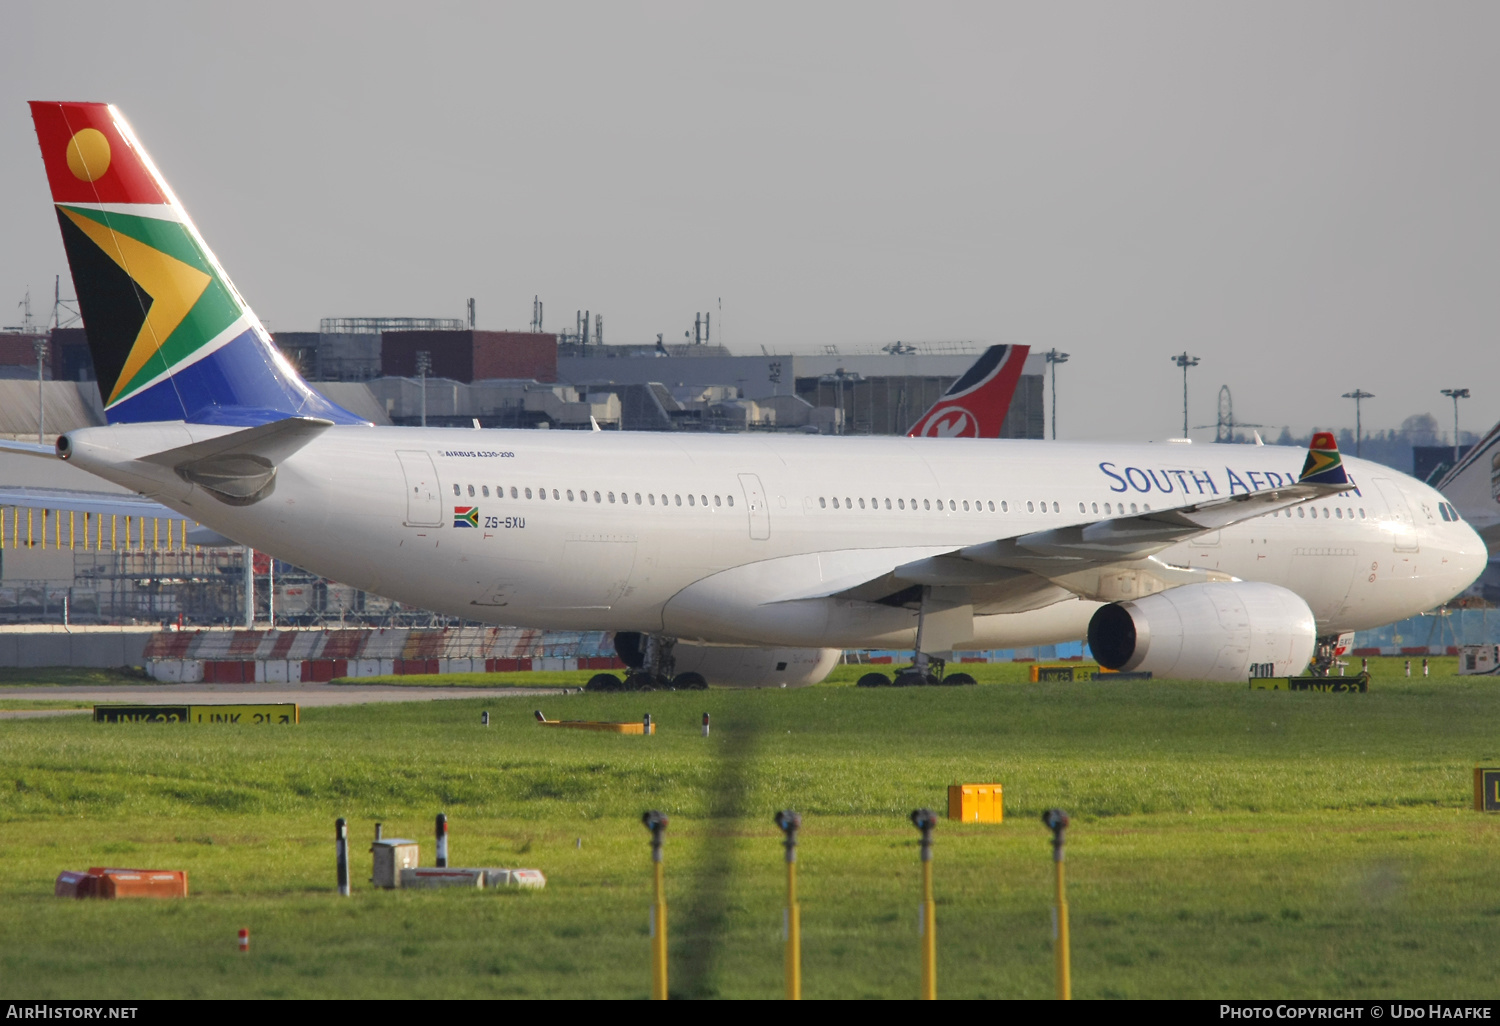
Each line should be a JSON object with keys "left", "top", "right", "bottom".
{"left": 467, "top": 485, "right": 475, "bottom": 497}
{"left": 637, "top": 493, "right": 644, "bottom": 505}
{"left": 482, "top": 486, "right": 489, "bottom": 497}
{"left": 1027, "top": 501, "right": 1034, "bottom": 512}
{"left": 727, "top": 495, "right": 734, "bottom": 507}
{"left": 453, "top": 484, "right": 461, "bottom": 496}
{"left": 819, "top": 497, "right": 827, "bottom": 508}
{"left": 524, "top": 488, "right": 532, "bottom": 499}
{"left": 1001, "top": 501, "right": 1008, "bottom": 512}
{"left": 510, "top": 487, "right": 518, "bottom": 498}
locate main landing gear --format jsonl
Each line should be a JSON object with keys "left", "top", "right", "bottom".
{"left": 588, "top": 633, "right": 708, "bottom": 691}
{"left": 855, "top": 587, "right": 977, "bottom": 688}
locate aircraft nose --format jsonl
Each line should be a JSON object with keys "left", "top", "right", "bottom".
{"left": 1445, "top": 519, "right": 1490, "bottom": 595}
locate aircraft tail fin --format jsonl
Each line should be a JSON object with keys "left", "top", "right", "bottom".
{"left": 1435, "top": 419, "right": 1500, "bottom": 546}
{"left": 28, "top": 101, "right": 364, "bottom": 427}
{"left": 906, "top": 344, "right": 1029, "bottom": 438}
{"left": 1298, "top": 431, "right": 1349, "bottom": 487}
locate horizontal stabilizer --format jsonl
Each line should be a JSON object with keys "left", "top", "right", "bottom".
{"left": 136, "top": 416, "right": 332, "bottom": 505}
{"left": 0, "top": 486, "right": 180, "bottom": 520}
{"left": 0, "top": 438, "right": 60, "bottom": 459}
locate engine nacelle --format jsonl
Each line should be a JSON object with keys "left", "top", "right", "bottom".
{"left": 1087, "top": 582, "right": 1316, "bottom": 682}
{"left": 614, "top": 632, "right": 840, "bottom": 688}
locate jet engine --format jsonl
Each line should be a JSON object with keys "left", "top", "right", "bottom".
{"left": 614, "top": 632, "right": 841, "bottom": 688}
{"left": 1086, "top": 581, "right": 1316, "bottom": 682}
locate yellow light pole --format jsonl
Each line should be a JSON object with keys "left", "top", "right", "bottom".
{"left": 775, "top": 810, "right": 803, "bottom": 999}
{"left": 910, "top": 808, "right": 938, "bottom": 1000}
{"left": 642, "top": 810, "right": 670, "bottom": 1000}
{"left": 1042, "top": 809, "right": 1072, "bottom": 1000}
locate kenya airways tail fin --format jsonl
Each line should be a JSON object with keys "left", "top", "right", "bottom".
{"left": 906, "top": 344, "right": 1029, "bottom": 438}
{"left": 29, "top": 101, "right": 363, "bottom": 427}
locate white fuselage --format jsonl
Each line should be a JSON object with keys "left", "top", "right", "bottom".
{"left": 61, "top": 424, "right": 1488, "bottom": 650}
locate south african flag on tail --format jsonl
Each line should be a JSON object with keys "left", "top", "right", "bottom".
{"left": 29, "top": 101, "right": 364, "bottom": 427}
{"left": 1298, "top": 431, "right": 1348, "bottom": 486}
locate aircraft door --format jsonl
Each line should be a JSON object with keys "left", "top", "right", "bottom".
{"left": 397, "top": 450, "right": 442, "bottom": 527}
{"left": 739, "top": 473, "right": 770, "bottom": 540}
{"left": 1373, "top": 478, "right": 1419, "bottom": 552}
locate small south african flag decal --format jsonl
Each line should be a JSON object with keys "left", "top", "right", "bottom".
{"left": 453, "top": 506, "right": 479, "bottom": 528}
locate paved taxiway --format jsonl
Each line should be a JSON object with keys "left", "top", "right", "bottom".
{"left": 0, "top": 683, "right": 569, "bottom": 717}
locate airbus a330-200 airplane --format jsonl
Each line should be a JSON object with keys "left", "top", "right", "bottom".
{"left": 15, "top": 101, "right": 1488, "bottom": 687}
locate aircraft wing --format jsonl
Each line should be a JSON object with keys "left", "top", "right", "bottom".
{"left": 0, "top": 486, "right": 181, "bottom": 519}
{"left": 0, "top": 438, "right": 59, "bottom": 458}
{"left": 808, "top": 432, "right": 1356, "bottom": 608}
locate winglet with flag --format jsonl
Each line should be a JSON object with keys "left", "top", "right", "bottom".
{"left": 1298, "top": 431, "right": 1348, "bottom": 487}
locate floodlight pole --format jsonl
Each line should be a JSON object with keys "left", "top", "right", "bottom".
{"left": 819, "top": 368, "right": 863, "bottom": 436}
{"left": 416, "top": 350, "right": 432, "bottom": 428}
{"left": 34, "top": 335, "right": 47, "bottom": 444}
{"left": 1341, "top": 389, "right": 1374, "bottom": 457}
{"left": 1045, "top": 349, "right": 1070, "bottom": 440}
{"left": 1170, "top": 352, "right": 1200, "bottom": 438}
{"left": 1440, "top": 388, "right": 1470, "bottom": 465}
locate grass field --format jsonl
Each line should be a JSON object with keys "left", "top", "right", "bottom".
{"left": 1, "top": 662, "right": 1497, "bottom": 999}
{"left": 0, "top": 666, "right": 155, "bottom": 688}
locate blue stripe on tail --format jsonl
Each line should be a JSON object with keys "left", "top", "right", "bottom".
{"left": 103, "top": 328, "right": 367, "bottom": 426}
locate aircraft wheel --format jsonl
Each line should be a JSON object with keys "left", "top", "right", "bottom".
{"left": 856, "top": 672, "right": 892, "bottom": 688}
{"left": 585, "top": 673, "right": 622, "bottom": 692}
{"left": 672, "top": 671, "right": 709, "bottom": 690}
{"left": 623, "top": 672, "right": 658, "bottom": 691}
{"left": 941, "top": 672, "right": 977, "bottom": 686}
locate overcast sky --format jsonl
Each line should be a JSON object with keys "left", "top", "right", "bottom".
{"left": 3, "top": 2, "right": 1495, "bottom": 442}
